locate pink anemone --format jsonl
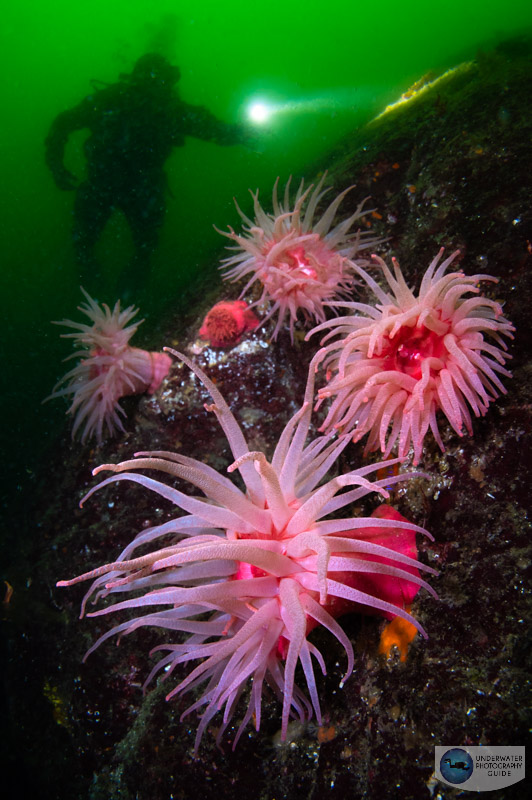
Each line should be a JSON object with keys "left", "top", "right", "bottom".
{"left": 57, "top": 350, "right": 436, "bottom": 752}
{"left": 311, "top": 249, "right": 514, "bottom": 464}
{"left": 47, "top": 289, "right": 172, "bottom": 444}
{"left": 217, "top": 173, "right": 381, "bottom": 340}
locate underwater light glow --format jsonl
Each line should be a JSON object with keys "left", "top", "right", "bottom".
{"left": 248, "top": 101, "right": 272, "bottom": 123}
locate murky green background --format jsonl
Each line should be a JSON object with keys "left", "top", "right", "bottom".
{"left": 1, "top": 0, "right": 530, "bottom": 512}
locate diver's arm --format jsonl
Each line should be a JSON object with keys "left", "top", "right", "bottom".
{"left": 45, "top": 99, "right": 93, "bottom": 190}
{"left": 179, "top": 102, "right": 252, "bottom": 147}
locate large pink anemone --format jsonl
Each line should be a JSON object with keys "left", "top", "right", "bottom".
{"left": 217, "top": 173, "right": 381, "bottom": 340}
{"left": 47, "top": 289, "right": 171, "bottom": 444}
{"left": 311, "top": 249, "right": 515, "bottom": 464}
{"left": 57, "top": 350, "right": 436, "bottom": 752}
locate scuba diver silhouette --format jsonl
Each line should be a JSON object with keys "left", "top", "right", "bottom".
{"left": 45, "top": 53, "right": 251, "bottom": 293}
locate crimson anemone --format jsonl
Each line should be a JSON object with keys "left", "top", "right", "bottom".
{"left": 57, "top": 351, "right": 436, "bottom": 752}
{"left": 47, "top": 289, "right": 172, "bottom": 444}
{"left": 218, "top": 173, "right": 380, "bottom": 340}
{"left": 311, "top": 249, "right": 514, "bottom": 464}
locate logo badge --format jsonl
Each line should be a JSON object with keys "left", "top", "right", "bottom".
{"left": 435, "top": 746, "right": 525, "bottom": 791}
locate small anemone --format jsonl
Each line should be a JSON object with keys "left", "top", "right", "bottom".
{"left": 199, "top": 300, "right": 259, "bottom": 348}
{"left": 46, "top": 288, "right": 172, "bottom": 444}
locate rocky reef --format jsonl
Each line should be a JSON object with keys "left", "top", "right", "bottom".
{"left": 2, "top": 39, "right": 531, "bottom": 800}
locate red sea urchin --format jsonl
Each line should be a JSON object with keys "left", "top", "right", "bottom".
{"left": 311, "top": 249, "right": 515, "bottom": 464}
{"left": 57, "top": 350, "right": 437, "bottom": 752}
{"left": 217, "top": 173, "right": 381, "bottom": 340}
{"left": 47, "top": 289, "right": 172, "bottom": 444}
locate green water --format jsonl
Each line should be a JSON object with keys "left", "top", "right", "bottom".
{"left": 1, "top": 0, "right": 530, "bottom": 514}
